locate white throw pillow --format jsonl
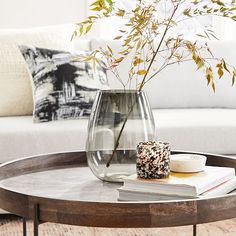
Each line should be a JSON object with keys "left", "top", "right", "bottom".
{"left": 0, "top": 24, "right": 76, "bottom": 116}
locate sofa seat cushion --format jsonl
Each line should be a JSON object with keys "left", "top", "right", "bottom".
{"left": 154, "top": 108, "right": 236, "bottom": 155}
{"left": 0, "top": 116, "right": 88, "bottom": 163}
{"left": 0, "top": 109, "right": 236, "bottom": 163}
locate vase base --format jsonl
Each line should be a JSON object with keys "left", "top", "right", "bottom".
{"left": 88, "top": 163, "right": 136, "bottom": 183}
{"left": 98, "top": 172, "right": 134, "bottom": 183}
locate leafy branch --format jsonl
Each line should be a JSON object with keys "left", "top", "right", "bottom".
{"left": 73, "top": 0, "right": 236, "bottom": 91}
{"left": 73, "top": 0, "right": 236, "bottom": 167}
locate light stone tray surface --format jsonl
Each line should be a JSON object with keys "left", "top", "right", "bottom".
{"left": 0, "top": 167, "right": 122, "bottom": 202}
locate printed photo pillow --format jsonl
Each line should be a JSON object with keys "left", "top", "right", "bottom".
{"left": 19, "top": 45, "right": 109, "bottom": 122}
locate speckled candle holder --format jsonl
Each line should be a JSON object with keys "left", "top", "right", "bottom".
{"left": 136, "top": 141, "right": 170, "bottom": 179}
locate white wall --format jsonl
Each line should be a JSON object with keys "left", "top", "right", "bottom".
{"left": 0, "top": 0, "right": 87, "bottom": 28}
{"left": 0, "top": 0, "right": 235, "bottom": 41}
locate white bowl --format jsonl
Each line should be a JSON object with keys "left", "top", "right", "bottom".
{"left": 170, "top": 154, "right": 207, "bottom": 173}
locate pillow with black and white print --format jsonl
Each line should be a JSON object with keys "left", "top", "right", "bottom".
{"left": 19, "top": 45, "right": 109, "bottom": 123}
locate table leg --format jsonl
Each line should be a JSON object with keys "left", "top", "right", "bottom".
{"left": 22, "top": 217, "right": 27, "bottom": 236}
{"left": 34, "top": 204, "right": 39, "bottom": 236}
{"left": 193, "top": 225, "right": 197, "bottom": 236}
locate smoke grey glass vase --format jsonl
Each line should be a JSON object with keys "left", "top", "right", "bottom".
{"left": 86, "top": 90, "right": 155, "bottom": 182}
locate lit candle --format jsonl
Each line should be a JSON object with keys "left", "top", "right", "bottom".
{"left": 136, "top": 141, "right": 170, "bottom": 179}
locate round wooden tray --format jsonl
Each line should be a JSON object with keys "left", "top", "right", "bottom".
{"left": 0, "top": 151, "right": 235, "bottom": 231}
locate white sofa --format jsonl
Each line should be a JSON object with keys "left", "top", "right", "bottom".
{"left": 1, "top": 25, "right": 236, "bottom": 164}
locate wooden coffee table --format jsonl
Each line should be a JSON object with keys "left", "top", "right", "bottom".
{"left": 0, "top": 151, "right": 235, "bottom": 236}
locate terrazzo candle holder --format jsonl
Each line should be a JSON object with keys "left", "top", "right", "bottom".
{"left": 136, "top": 141, "right": 171, "bottom": 179}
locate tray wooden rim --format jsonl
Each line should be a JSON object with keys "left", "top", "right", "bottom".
{"left": 0, "top": 151, "right": 235, "bottom": 228}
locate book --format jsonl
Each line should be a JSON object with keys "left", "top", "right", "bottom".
{"left": 118, "top": 176, "right": 236, "bottom": 201}
{"left": 200, "top": 177, "right": 236, "bottom": 197}
{"left": 121, "top": 166, "right": 235, "bottom": 198}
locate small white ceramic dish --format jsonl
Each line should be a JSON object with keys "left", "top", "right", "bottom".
{"left": 170, "top": 154, "right": 207, "bottom": 173}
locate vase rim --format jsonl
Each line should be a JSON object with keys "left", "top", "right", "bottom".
{"left": 100, "top": 89, "right": 144, "bottom": 93}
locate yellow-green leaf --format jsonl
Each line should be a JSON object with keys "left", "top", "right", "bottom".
{"left": 71, "top": 31, "right": 77, "bottom": 41}
{"left": 212, "top": 82, "right": 216, "bottom": 93}
{"left": 88, "top": 16, "right": 98, "bottom": 20}
{"left": 116, "top": 9, "right": 125, "bottom": 17}
{"left": 222, "top": 59, "right": 230, "bottom": 73}
{"left": 136, "top": 40, "right": 142, "bottom": 50}
{"left": 107, "top": 45, "right": 113, "bottom": 54}
{"left": 124, "top": 37, "right": 131, "bottom": 45}
{"left": 216, "top": 0, "right": 225, "bottom": 7}
{"left": 90, "top": 1, "right": 98, "bottom": 7}
{"left": 234, "top": 69, "right": 236, "bottom": 76}
{"left": 183, "top": 8, "right": 191, "bottom": 17}
{"left": 85, "top": 24, "right": 92, "bottom": 33}
{"left": 196, "top": 57, "right": 204, "bottom": 70}
{"left": 192, "top": 51, "right": 197, "bottom": 62}
{"left": 232, "top": 74, "right": 235, "bottom": 86}
{"left": 82, "top": 56, "right": 93, "bottom": 62}
{"left": 216, "top": 63, "right": 224, "bottom": 79}
{"left": 217, "top": 66, "right": 224, "bottom": 79}
{"left": 81, "top": 20, "right": 92, "bottom": 24}
{"left": 133, "top": 58, "right": 144, "bottom": 66}
{"left": 91, "top": 7, "right": 103, "bottom": 11}
{"left": 106, "top": 0, "right": 113, "bottom": 5}
{"left": 114, "top": 36, "right": 122, "bottom": 40}
{"left": 137, "top": 70, "right": 147, "bottom": 75}
{"left": 114, "top": 57, "right": 124, "bottom": 63}
{"left": 206, "top": 67, "right": 213, "bottom": 85}
{"left": 119, "top": 49, "right": 129, "bottom": 55}
{"left": 196, "top": 34, "right": 207, "bottom": 38}
{"left": 90, "top": 0, "right": 101, "bottom": 7}
{"left": 79, "top": 25, "right": 84, "bottom": 35}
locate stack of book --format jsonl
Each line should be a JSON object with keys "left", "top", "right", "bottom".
{"left": 118, "top": 166, "right": 236, "bottom": 201}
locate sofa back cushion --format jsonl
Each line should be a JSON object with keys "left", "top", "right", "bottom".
{"left": 0, "top": 24, "right": 90, "bottom": 116}
{"left": 91, "top": 39, "right": 236, "bottom": 109}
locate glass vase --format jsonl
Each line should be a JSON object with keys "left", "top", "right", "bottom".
{"left": 86, "top": 90, "right": 155, "bottom": 182}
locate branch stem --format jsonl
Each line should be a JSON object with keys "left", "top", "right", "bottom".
{"left": 106, "top": 99, "right": 137, "bottom": 167}
{"left": 138, "top": 4, "right": 179, "bottom": 91}
{"left": 106, "top": 4, "right": 180, "bottom": 168}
